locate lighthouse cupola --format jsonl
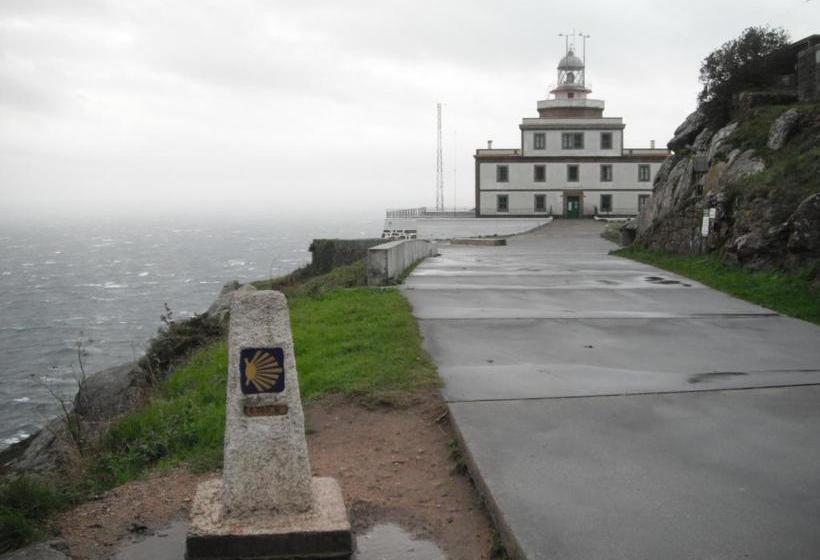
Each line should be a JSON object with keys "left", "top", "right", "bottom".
{"left": 551, "top": 49, "right": 590, "bottom": 99}
{"left": 537, "top": 38, "right": 604, "bottom": 119}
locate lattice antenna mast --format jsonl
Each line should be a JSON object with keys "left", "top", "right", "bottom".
{"left": 435, "top": 102, "right": 444, "bottom": 211}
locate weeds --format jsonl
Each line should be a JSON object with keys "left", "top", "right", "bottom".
{"left": 0, "top": 476, "right": 67, "bottom": 552}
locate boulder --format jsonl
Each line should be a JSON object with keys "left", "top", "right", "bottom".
{"left": 706, "top": 121, "right": 739, "bottom": 163}
{"left": 692, "top": 127, "right": 715, "bottom": 151}
{"left": 787, "top": 193, "right": 820, "bottom": 254}
{"left": 206, "top": 281, "right": 254, "bottom": 325}
{"left": 667, "top": 109, "right": 707, "bottom": 151}
{"left": 3, "top": 417, "right": 76, "bottom": 475}
{"left": 74, "top": 362, "right": 142, "bottom": 421}
{"left": 723, "top": 149, "right": 765, "bottom": 186}
{"left": 767, "top": 108, "right": 800, "bottom": 151}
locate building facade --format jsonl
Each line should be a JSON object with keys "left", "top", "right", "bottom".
{"left": 475, "top": 47, "right": 669, "bottom": 218}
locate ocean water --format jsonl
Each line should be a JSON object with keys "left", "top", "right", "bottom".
{"left": 0, "top": 215, "right": 382, "bottom": 450}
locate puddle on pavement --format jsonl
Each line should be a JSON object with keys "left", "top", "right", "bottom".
{"left": 645, "top": 275, "right": 692, "bottom": 287}
{"left": 114, "top": 520, "right": 187, "bottom": 560}
{"left": 114, "top": 521, "right": 444, "bottom": 560}
{"left": 355, "top": 523, "right": 446, "bottom": 559}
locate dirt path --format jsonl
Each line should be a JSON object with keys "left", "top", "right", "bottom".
{"left": 55, "top": 390, "right": 493, "bottom": 559}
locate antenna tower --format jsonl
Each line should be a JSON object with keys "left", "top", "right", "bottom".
{"left": 435, "top": 102, "right": 444, "bottom": 211}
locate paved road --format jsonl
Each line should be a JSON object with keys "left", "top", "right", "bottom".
{"left": 404, "top": 220, "right": 820, "bottom": 560}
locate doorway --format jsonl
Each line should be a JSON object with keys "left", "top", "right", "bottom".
{"left": 566, "top": 196, "right": 581, "bottom": 218}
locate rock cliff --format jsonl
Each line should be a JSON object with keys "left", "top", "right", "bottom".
{"left": 635, "top": 102, "right": 820, "bottom": 273}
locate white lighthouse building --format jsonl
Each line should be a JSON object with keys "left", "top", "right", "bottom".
{"left": 474, "top": 45, "right": 669, "bottom": 218}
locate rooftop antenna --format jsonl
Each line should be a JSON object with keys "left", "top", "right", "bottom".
{"left": 579, "top": 33, "right": 590, "bottom": 85}
{"left": 436, "top": 102, "right": 444, "bottom": 211}
{"left": 558, "top": 32, "right": 570, "bottom": 54}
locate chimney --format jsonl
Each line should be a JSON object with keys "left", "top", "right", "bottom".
{"left": 650, "top": 139, "right": 656, "bottom": 149}
{"left": 487, "top": 140, "right": 493, "bottom": 149}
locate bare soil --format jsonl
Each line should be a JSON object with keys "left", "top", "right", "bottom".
{"left": 54, "top": 389, "right": 493, "bottom": 560}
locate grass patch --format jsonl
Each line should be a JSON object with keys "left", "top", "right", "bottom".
{"left": 726, "top": 103, "right": 820, "bottom": 225}
{"left": 91, "top": 340, "right": 229, "bottom": 488}
{"left": 91, "top": 286, "right": 438, "bottom": 488}
{"left": 290, "top": 288, "right": 439, "bottom": 400}
{"left": 0, "top": 477, "right": 67, "bottom": 552}
{"left": 614, "top": 246, "right": 820, "bottom": 324}
{"left": 252, "top": 260, "right": 367, "bottom": 297}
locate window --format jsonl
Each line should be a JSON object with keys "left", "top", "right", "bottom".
{"left": 568, "top": 92, "right": 575, "bottom": 99}
{"left": 496, "top": 165, "right": 509, "bottom": 183}
{"left": 638, "top": 194, "right": 650, "bottom": 212}
{"left": 600, "top": 164, "right": 613, "bottom": 182}
{"left": 638, "top": 164, "right": 651, "bottom": 182}
{"left": 534, "top": 165, "right": 546, "bottom": 182}
{"left": 534, "top": 133, "right": 546, "bottom": 150}
{"left": 601, "top": 132, "right": 613, "bottom": 150}
{"left": 561, "top": 132, "right": 584, "bottom": 149}
{"left": 600, "top": 194, "right": 612, "bottom": 213}
{"left": 497, "top": 194, "right": 509, "bottom": 212}
{"left": 567, "top": 165, "right": 579, "bottom": 182}
{"left": 534, "top": 194, "right": 546, "bottom": 212}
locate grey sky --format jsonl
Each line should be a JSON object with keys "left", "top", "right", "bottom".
{"left": 1, "top": 0, "right": 816, "bottom": 221}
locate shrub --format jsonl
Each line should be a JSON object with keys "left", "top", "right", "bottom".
{"left": 698, "top": 26, "right": 790, "bottom": 126}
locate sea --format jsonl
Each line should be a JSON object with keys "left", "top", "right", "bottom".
{"left": 0, "top": 214, "right": 383, "bottom": 451}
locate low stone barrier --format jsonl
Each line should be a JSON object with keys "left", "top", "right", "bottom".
{"left": 367, "top": 239, "right": 436, "bottom": 286}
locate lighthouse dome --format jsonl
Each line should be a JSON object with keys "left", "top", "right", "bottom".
{"left": 558, "top": 50, "right": 584, "bottom": 70}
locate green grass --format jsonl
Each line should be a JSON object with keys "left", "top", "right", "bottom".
{"left": 290, "top": 288, "right": 439, "bottom": 400}
{"left": 92, "top": 340, "right": 229, "bottom": 487}
{"left": 0, "top": 477, "right": 66, "bottom": 552}
{"left": 83, "top": 282, "right": 437, "bottom": 488}
{"left": 725, "top": 103, "right": 820, "bottom": 225}
{"left": 251, "top": 259, "right": 367, "bottom": 296}
{"left": 614, "top": 246, "right": 820, "bottom": 325}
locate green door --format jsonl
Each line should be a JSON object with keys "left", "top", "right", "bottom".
{"left": 567, "top": 196, "right": 581, "bottom": 218}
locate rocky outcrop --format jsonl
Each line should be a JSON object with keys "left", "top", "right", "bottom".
{"left": 74, "top": 363, "right": 143, "bottom": 421}
{"left": 206, "top": 281, "right": 255, "bottom": 325}
{"left": 767, "top": 108, "right": 800, "bottom": 150}
{"left": 3, "top": 283, "right": 245, "bottom": 475}
{"left": 667, "top": 109, "right": 708, "bottom": 151}
{"left": 635, "top": 102, "right": 819, "bottom": 273}
{"left": 787, "top": 193, "right": 820, "bottom": 255}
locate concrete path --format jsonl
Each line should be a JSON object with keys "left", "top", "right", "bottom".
{"left": 403, "top": 220, "right": 820, "bottom": 560}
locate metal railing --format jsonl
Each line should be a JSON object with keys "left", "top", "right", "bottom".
{"left": 385, "top": 207, "right": 475, "bottom": 219}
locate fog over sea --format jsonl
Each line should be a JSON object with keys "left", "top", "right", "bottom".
{"left": 0, "top": 215, "right": 383, "bottom": 451}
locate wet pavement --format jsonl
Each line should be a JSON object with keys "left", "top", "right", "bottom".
{"left": 404, "top": 220, "right": 820, "bottom": 560}
{"left": 114, "top": 522, "right": 445, "bottom": 560}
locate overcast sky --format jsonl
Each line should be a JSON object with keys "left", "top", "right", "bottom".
{"left": 1, "top": 0, "right": 817, "bottom": 222}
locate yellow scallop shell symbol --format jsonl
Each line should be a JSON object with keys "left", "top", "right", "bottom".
{"left": 244, "top": 350, "right": 283, "bottom": 392}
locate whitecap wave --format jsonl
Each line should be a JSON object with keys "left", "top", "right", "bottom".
{"left": 2, "top": 432, "right": 30, "bottom": 446}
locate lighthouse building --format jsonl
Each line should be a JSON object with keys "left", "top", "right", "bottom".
{"left": 474, "top": 48, "right": 669, "bottom": 218}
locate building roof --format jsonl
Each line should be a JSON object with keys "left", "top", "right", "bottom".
{"left": 558, "top": 50, "right": 584, "bottom": 70}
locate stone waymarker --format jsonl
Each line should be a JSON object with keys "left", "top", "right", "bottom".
{"left": 186, "top": 290, "right": 352, "bottom": 559}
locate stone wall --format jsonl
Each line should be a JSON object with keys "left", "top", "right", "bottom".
{"left": 367, "top": 240, "right": 436, "bottom": 286}
{"left": 308, "top": 238, "right": 383, "bottom": 274}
